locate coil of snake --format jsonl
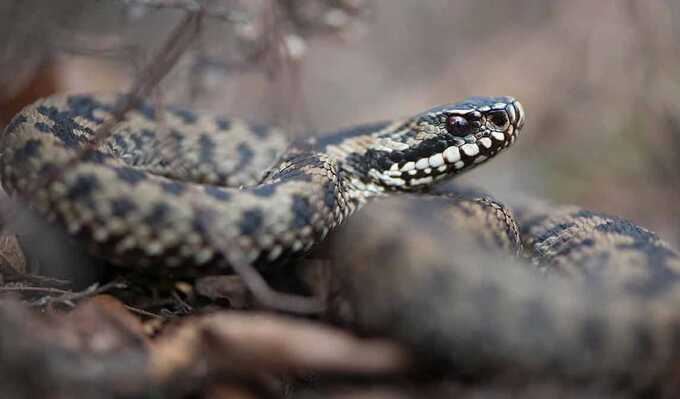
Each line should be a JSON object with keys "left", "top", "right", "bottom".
{"left": 1, "top": 94, "right": 678, "bottom": 392}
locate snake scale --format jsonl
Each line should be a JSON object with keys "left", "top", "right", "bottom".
{"left": 1, "top": 94, "right": 679, "bottom": 392}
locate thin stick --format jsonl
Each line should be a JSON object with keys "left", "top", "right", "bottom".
{"left": 124, "top": 304, "right": 163, "bottom": 319}
{"left": 118, "top": 0, "right": 245, "bottom": 22}
{"left": 198, "top": 214, "right": 325, "bottom": 315}
{"left": 0, "top": 285, "right": 72, "bottom": 295}
{"left": 229, "top": 256, "right": 326, "bottom": 315}
{"left": 33, "top": 10, "right": 204, "bottom": 193}
{"left": 30, "top": 280, "right": 128, "bottom": 308}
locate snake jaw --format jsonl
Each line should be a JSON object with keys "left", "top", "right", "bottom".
{"left": 365, "top": 97, "right": 524, "bottom": 190}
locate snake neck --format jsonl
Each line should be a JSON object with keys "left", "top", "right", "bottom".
{"left": 315, "top": 120, "right": 412, "bottom": 197}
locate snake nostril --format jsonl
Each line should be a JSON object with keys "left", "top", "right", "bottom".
{"left": 488, "top": 110, "right": 510, "bottom": 130}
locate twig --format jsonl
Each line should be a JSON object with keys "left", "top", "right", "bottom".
{"left": 90, "top": 10, "right": 203, "bottom": 146}
{"left": 124, "top": 304, "right": 163, "bottom": 319}
{"left": 0, "top": 254, "right": 71, "bottom": 286}
{"left": 118, "top": 0, "right": 248, "bottom": 22}
{"left": 0, "top": 285, "right": 72, "bottom": 295}
{"left": 29, "top": 9, "right": 204, "bottom": 195}
{"left": 228, "top": 256, "right": 325, "bottom": 315}
{"left": 197, "top": 212, "right": 325, "bottom": 315}
{"left": 0, "top": 280, "right": 127, "bottom": 308}
{"left": 30, "top": 280, "right": 128, "bottom": 308}
{"left": 170, "top": 289, "right": 193, "bottom": 313}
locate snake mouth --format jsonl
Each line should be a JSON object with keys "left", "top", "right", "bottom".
{"left": 376, "top": 134, "right": 516, "bottom": 189}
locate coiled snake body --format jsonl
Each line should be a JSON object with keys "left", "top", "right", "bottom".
{"left": 2, "top": 94, "right": 679, "bottom": 391}
{"left": 0, "top": 94, "right": 523, "bottom": 270}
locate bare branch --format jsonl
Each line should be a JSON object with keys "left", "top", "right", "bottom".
{"left": 118, "top": 0, "right": 247, "bottom": 22}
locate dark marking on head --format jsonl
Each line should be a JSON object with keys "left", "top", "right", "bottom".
{"left": 114, "top": 166, "right": 146, "bottom": 185}
{"left": 36, "top": 105, "right": 90, "bottom": 148}
{"left": 204, "top": 186, "right": 231, "bottom": 201}
{"left": 67, "top": 174, "right": 100, "bottom": 200}
{"left": 160, "top": 180, "right": 186, "bottom": 195}
{"left": 239, "top": 208, "right": 265, "bottom": 236}
{"left": 343, "top": 152, "right": 373, "bottom": 179}
{"left": 291, "top": 194, "right": 314, "bottom": 229}
{"left": 409, "top": 137, "right": 449, "bottom": 159}
{"left": 110, "top": 198, "right": 137, "bottom": 217}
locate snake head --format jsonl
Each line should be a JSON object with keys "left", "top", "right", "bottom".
{"left": 367, "top": 96, "right": 525, "bottom": 189}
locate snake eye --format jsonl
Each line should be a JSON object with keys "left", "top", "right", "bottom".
{"left": 446, "top": 116, "right": 471, "bottom": 136}
{"left": 488, "top": 110, "right": 509, "bottom": 129}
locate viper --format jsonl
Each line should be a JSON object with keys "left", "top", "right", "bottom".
{"left": 1, "top": 93, "right": 678, "bottom": 392}
{"left": 0, "top": 94, "right": 523, "bottom": 271}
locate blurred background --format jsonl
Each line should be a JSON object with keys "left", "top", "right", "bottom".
{"left": 1, "top": 0, "right": 679, "bottom": 247}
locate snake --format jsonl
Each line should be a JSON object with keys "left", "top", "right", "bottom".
{"left": 1, "top": 93, "right": 679, "bottom": 393}
{"left": 0, "top": 93, "right": 523, "bottom": 271}
{"left": 329, "top": 193, "right": 680, "bottom": 394}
